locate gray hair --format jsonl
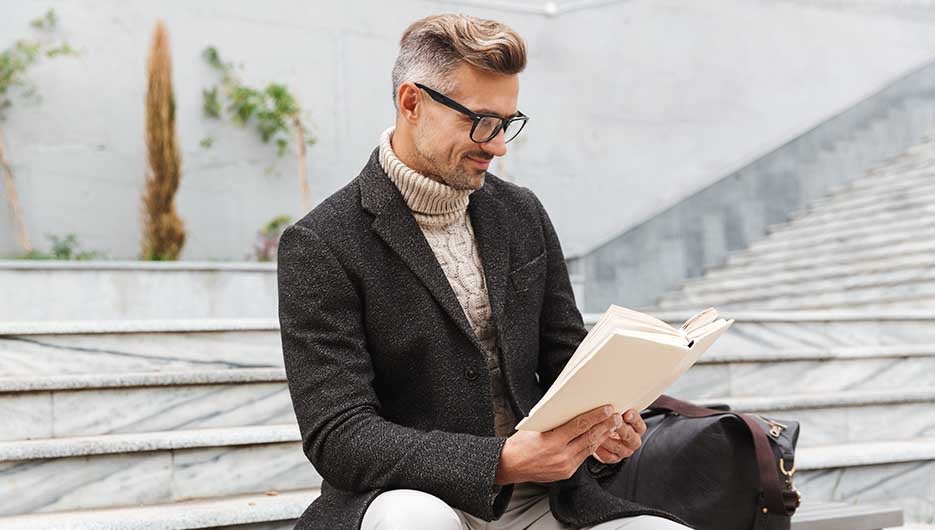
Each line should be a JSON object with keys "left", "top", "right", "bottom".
{"left": 391, "top": 13, "right": 527, "bottom": 110}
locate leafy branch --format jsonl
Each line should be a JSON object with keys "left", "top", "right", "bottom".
{"left": 0, "top": 8, "right": 77, "bottom": 255}
{"left": 19, "top": 233, "right": 106, "bottom": 260}
{"left": 200, "top": 46, "right": 316, "bottom": 211}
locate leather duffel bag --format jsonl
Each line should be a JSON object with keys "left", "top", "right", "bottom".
{"left": 588, "top": 394, "right": 802, "bottom": 530}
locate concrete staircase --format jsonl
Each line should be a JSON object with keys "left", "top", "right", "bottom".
{"left": 646, "top": 135, "right": 935, "bottom": 523}
{"left": 655, "top": 136, "right": 935, "bottom": 312}
{"left": 0, "top": 320, "right": 316, "bottom": 529}
{"left": 1, "top": 314, "right": 932, "bottom": 527}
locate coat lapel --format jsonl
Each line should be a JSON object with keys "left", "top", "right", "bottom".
{"left": 468, "top": 181, "right": 510, "bottom": 336}
{"left": 358, "top": 147, "right": 511, "bottom": 355}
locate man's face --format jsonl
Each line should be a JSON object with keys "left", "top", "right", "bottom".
{"left": 411, "top": 64, "right": 519, "bottom": 191}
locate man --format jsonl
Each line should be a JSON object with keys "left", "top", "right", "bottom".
{"left": 276, "top": 13, "right": 694, "bottom": 530}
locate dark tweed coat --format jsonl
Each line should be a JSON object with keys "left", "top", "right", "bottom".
{"left": 276, "top": 147, "right": 692, "bottom": 530}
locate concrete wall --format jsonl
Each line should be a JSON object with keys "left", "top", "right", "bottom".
{"left": 2, "top": 0, "right": 935, "bottom": 262}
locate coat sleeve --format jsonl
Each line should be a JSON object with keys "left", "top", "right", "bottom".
{"left": 529, "top": 192, "right": 625, "bottom": 479}
{"left": 276, "top": 222, "right": 513, "bottom": 520}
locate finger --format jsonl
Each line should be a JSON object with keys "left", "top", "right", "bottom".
{"left": 623, "top": 409, "right": 647, "bottom": 435}
{"left": 571, "top": 414, "right": 619, "bottom": 455}
{"left": 592, "top": 445, "right": 622, "bottom": 464}
{"left": 591, "top": 446, "right": 608, "bottom": 464}
{"left": 587, "top": 413, "right": 622, "bottom": 446}
{"left": 563, "top": 404, "right": 615, "bottom": 442}
{"left": 599, "top": 435, "right": 627, "bottom": 455}
{"left": 600, "top": 433, "right": 639, "bottom": 459}
{"left": 615, "top": 425, "right": 641, "bottom": 448}
{"left": 572, "top": 431, "right": 609, "bottom": 464}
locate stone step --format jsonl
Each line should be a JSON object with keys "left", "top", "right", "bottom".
{"left": 722, "top": 217, "right": 935, "bottom": 269}
{"left": 0, "top": 260, "right": 278, "bottom": 322}
{"left": 792, "top": 502, "right": 903, "bottom": 530}
{"left": 0, "top": 369, "right": 294, "bottom": 441}
{"left": 748, "top": 201, "right": 935, "bottom": 255}
{"left": 1, "top": 437, "right": 929, "bottom": 527}
{"left": 0, "top": 492, "right": 905, "bottom": 530}
{"left": 658, "top": 278, "right": 935, "bottom": 311}
{"left": 3, "top": 345, "right": 932, "bottom": 442}
{"left": 674, "top": 253, "right": 932, "bottom": 300}
{"left": 658, "top": 265, "right": 935, "bottom": 311}
{"left": 701, "top": 387, "right": 935, "bottom": 448}
{"left": 787, "top": 171, "right": 935, "bottom": 222}
{"left": 633, "top": 310, "right": 935, "bottom": 355}
{"left": 6, "top": 313, "right": 935, "bottom": 378}
{"left": 777, "top": 176, "right": 935, "bottom": 236}
{"left": 687, "top": 238, "right": 935, "bottom": 285}
{"left": 2, "top": 312, "right": 931, "bottom": 373}
{"left": 796, "top": 438, "right": 935, "bottom": 524}
{"left": 0, "top": 319, "right": 282, "bottom": 377}
{"left": 818, "top": 152, "right": 935, "bottom": 197}
{"left": 668, "top": 344, "right": 935, "bottom": 399}
{"left": 759, "top": 195, "right": 935, "bottom": 256}
{"left": 0, "top": 488, "right": 313, "bottom": 530}
{"left": 801, "top": 161, "right": 935, "bottom": 210}
{"left": 0, "top": 425, "right": 319, "bottom": 517}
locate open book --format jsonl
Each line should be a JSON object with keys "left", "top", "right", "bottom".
{"left": 515, "top": 305, "right": 734, "bottom": 432}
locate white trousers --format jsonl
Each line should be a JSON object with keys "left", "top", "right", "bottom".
{"left": 360, "top": 482, "right": 693, "bottom": 530}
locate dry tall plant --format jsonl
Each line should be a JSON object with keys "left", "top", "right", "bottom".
{"left": 0, "top": 131, "right": 29, "bottom": 252}
{"left": 141, "top": 20, "right": 185, "bottom": 260}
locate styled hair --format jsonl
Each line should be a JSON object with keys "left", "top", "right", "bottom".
{"left": 391, "top": 13, "right": 527, "bottom": 109}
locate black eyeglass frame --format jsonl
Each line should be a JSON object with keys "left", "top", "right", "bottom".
{"left": 414, "top": 82, "right": 528, "bottom": 144}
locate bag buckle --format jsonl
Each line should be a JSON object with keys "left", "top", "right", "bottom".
{"left": 779, "top": 458, "right": 802, "bottom": 508}
{"left": 758, "top": 415, "right": 787, "bottom": 438}
{"left": 779, "top": 457, "right": 796, "bottom": 478}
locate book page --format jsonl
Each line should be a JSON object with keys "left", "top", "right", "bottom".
{"left": 517, "top": 333, "right": 690, "bottom": 432}
{"left": 541, "top": 328, "right": 690, "bottom": 405}
{"left": 626, "top": 318, "right": 734, "bottom": 412}
{"left": 519, "top": 316, "right": 734, "bottom": 432}
{"left": 538, "top": 306, "right": 708, "bottom": 411}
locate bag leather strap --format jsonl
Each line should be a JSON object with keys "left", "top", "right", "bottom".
{"left": 648, "top": 394, "right": 792, "bottom": 516}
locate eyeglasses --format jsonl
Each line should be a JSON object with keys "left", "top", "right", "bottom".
{"left": 415, "top": 82, "right": 529, "bottom": 144}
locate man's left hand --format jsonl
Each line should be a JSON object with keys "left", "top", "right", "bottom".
{"left": 591, "top": 408, "right": 646, "bottom": 464}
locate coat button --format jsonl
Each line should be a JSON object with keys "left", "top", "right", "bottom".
{"left": 465, "top": 367, "right": 479, "bottom": 380}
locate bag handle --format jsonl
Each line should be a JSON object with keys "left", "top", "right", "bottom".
{"left": 647, "top": 394, "right": 793, "bottom": 516}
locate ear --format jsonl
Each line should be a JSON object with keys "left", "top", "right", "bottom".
{"left": 397, "top": 82, "right": 423, "bottom": 124}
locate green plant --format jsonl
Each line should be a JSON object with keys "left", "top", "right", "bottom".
{"left": 0, "top": 8, "right": 77, "bottom": 254}
{"left": 252, "top": 214, "right": 291, "bottom": 262}
{"left": 18, "top": 233, "right": 106, "bottom": 260}
{"left": 201, "top": 46, "right": 316, "bottom": 210}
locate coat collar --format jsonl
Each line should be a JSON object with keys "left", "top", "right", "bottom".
{"left": 358, "top": 147, "right": 511, "bottom": 354}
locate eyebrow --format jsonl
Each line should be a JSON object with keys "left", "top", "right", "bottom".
{"left": 473, "top": 108, "right": 521, "bottom": 119}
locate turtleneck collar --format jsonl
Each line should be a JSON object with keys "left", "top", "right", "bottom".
{"left": 378, "top": 126, "right": 473, "bottom": 226}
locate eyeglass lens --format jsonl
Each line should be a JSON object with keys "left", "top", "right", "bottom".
{"left": 472, "top": 116, "right": 525, "bottom": 143}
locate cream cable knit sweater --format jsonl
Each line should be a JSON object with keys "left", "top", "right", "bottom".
{"left": 378, "top": 126, "right": 517, "bottom": 438}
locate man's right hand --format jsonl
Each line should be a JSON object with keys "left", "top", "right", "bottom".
{"left": 494, "top": 404, "right": 623, "bottom": 485}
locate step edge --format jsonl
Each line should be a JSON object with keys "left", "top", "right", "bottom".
{"left": 0, "top": 368, "right": 286, "bottom": 392}
{"left": 0, "top": 488, "right": 317, "bottom": 529}
{"left": 0, "top": 260, "right": 277, "bottom": 272}
{"left": 0, "top": 319, "right": 281, "bottom": 335}
{"left": 797, "top": 438, "right": 935, "bottom": 470}
{"left": 0, "top": 424, "right": 301, "bottom": 462}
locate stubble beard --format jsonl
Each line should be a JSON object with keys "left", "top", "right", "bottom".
{"left": 413, "top": 124, "right": 486, "bottom": 191}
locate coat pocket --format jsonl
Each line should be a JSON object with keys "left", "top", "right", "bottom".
{"left": 509, "top": 250, "right": 546, "bottom": 293}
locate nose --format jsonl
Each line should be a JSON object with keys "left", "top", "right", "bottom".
{"left": 480, "top": 128, "right": 508, "bottom": 157}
